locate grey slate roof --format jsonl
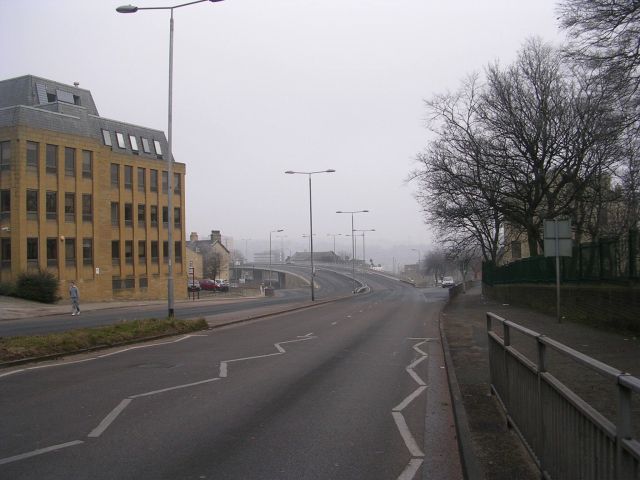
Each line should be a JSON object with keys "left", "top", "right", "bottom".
{"left": 0, "top": 75, "right": 171, "bottom": 162}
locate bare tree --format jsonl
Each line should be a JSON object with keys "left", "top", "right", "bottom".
{"left": 200, "top": 245, "right": 222, "bottom": 280}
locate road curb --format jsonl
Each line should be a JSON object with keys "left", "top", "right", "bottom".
{"left": 439, "top": 303, "right": 485, "bottom": 480}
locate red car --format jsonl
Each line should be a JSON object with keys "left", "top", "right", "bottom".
{"left": 199, "top": 279, "right": 220, "bottom": 291}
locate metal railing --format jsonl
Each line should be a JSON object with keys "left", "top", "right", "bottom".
{"left": 487, "top": 312, "right": 640, "bottom": 479}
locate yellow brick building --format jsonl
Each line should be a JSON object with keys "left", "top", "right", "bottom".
{"left": 0, "top": 75, "right": 187, "bottom": 301}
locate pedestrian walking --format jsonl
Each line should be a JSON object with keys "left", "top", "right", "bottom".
{"left": 69, "top": 281, "right": 80, "bottom": 316}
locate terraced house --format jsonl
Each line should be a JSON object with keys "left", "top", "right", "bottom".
{"left": 0, "top": 75, "right": 187, "bottom": 301}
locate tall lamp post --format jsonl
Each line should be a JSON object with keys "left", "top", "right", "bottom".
{"left": 269, "top": 229, "right": 283, "bottom": 287}
{"left": 327, "top": 233, "right": 342, "bottom": 261}
{"left": 412, "top": 248, "right": 421, "bottom": 281}
{"left": 336, "top": 210, "right": 369, "bottom": 293}
{"left": 355, "top": 228, "right": 375, "bottom": 283}
{"left": 285, "top": 169, "right": 335, "bottom": 301}
{"left": 116, "top": 0, "right": 224, "bottom": 318}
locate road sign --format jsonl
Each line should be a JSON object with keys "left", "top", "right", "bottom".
{"left": 544, "top": 219, "right": 572, "bottom": 257}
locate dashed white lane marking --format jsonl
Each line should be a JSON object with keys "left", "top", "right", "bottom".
{"left": 0, "top": 334, "right": 208, "bottom": 380}
{"left": 0, "top": 440, "right": 84, "bottom": 466}
{"left": 397, "top": 458, "right": 424, "bottom": 480}
{"left": 130, "top": 377, "right": 221, "bottom": 399}
{"left": 88, "top": 399, "right": 132, "bottom": 438}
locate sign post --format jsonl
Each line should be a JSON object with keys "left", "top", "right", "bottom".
{"left": 544, "top": 219, "right": 572, "bottom": 323}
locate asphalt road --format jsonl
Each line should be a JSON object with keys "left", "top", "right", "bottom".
{"left": 0, "top": 274, "right": 462, "bottom": 479}
{"left": 0, "top": 268, "right": 356, "bottom": 338}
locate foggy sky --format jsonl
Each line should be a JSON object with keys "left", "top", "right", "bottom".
{"left": 1, "top": 0, "right": 563, "bottom": 267}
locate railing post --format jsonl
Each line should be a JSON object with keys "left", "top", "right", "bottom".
{"left": 503, "top": 321, "right": 511, "bottom": 427}
{"left": 616, "top": 375, "right": 633, "bottom": 479}
{"left": 537, "top": 337, "right": 547, "bottom": 478}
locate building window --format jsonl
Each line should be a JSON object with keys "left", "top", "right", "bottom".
{"left": 150, "top": 205, "right": 158, "bottom": 227}
{"left": 0, "top": 189, "right": 10, "bottom": 220}
{"left": 151, "top": 241, "right": 159, "bottom": 263}
{"left": 129, "top": 135, "right": 139, "bottom": 153}
{"left": 111, "top": 202, "right": 119, "bottom": 226}
{"left": 162, "top": 206, "right": 168, "bottom": 228}
{"left": 116, "top": 132, "right": 126, "bottom": 149}
{"left": 0, "top": 141, "right": 10, "bottom": 171}
{"left": 175, "top": 241, "right": 182, "bottom": 263}
{"left": 26, "top": 141, "right": 39, "bottom": 171}
{"left": 47, "top": 238, "right": 57, "bottom": 266}
{"left": 26, "top": 189, "right": 38, "bottom": 219}
{"left": 162, "top": 171, "right": 169, "bottom": 193}
{"left": 46, "top": 144, "right": 57, "bottom": 174}
{"left": 64, "top": 193, "right": 75, "bottom": 222}
{"left": 82, "top": 150, "right": 92, "bottom": 179}
{"left": 150, "top": 169, "right": 158, "bottom": 192}
{"left": 102, "top": 129, "right": 112, "bottom": 146}
{"left": 137, "top": 204, "right": 146, "bottom": 227}
{"left": 124, "top": 203, "right": 133, "bottom": 227}
{"left": 124, "top": 165, "right": 133, "bottom": 190}
{"left": 112, "top": 240, "right": 120, "bottom": 265}
{"left": 511, "top": 241, "right": 522, "bottom": 260}
{"left": 82, "top": 194, "right": 92, "bottom": 222}
{"left": 141, "top": 138, "right": 151, "bottom": 154}
{"left": 125, "top": 240, "right": 133, "bottom": 264}
{"left": 64, "top": 147, "right": 75, "bottom": 177}
{"left": 174, "top": 207, "right": 181, "bottom": 227}
{"left": 139, "top": 276, "right": 148, "bottom": 289}
{"left": 163, "top": 241, "right": 169, "bottom": 263}
{"left": 138, "top": 240, "right": 147, "bottom": 264}
{"left": 65, "top": 238, "right": 76, "bottom": 266}
{"left": 27, "top": 237, "right": 38, "bottom": 264}
{"left": 83, "top": 238, "right": 93, "bottom": 266}
{"left": 137, "top": 167, "right": 145, "bottom": 192}
{"left": 153, "top": 139, "right": 163, "bottom": 156}
{"left": 111, "top": 163, "right": 119, "bottom": 187}
{"left": 0, "top": 238, "right": 10, "bottom": 269}
{"left": 173, "top": 173, "right": 181, "bottom": 194}
{"left": 46, "top": 191, "right": 57, "bottom": 220}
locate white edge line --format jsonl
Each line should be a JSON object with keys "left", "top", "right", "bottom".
{"left": 130, "top": 377, "right": 220, "bottom": 398}
{"left": 392, "top": 412, "right": 424, "bottom": 457}
{"left": 393, "top": 385, "right": 427, "bottom": 412}
{"left": 397, "top": 458, "right": 423, "bottom": 480}
{"left": 0, "top": 440, "right": 84, "bottom": 466}
{"left": 88, "top": 398, "right": 132, "bottom": 438}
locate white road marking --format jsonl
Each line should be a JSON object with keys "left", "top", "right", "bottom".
{"left": 0, "top": 440, "right": 84, "bottom": 466}
{"left": 407, "top": 355, "right": 427, "bottom": 371}
{"left": 393, "top": 386, "right": 427, "bottom": 412}
{"left": 130, "top": 377, "right": 220, "bottom": 398}
{"left": 397, "top": 458, "right": 424, "bottom": 480}
{"left": 88, "top": 399, "right": 132, "bottom": 438}
{"left": 406, "top": 367, "right": 426, "bottom": 387}
{"left": 331, "top": 322, "right": 338, "bottom": 325}
{"left": 392, "top": 412, "right": 424, "bottom": 457}
{"left": 297, "top": 332, "right": 314, "bottom": 338}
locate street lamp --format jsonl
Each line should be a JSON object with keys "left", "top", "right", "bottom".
{"left": 355, "top": 229, "right": 375, "bottom": 283}
{"left": 336, "top": 210, "right": 369, "bottom": 293}
{"left": 327, "top": 233, "right": 342, "bottom": 261}
{"left": 412, "top": 248, "right": 421, "bottom": 279}
{"left": 285, "top": 169, "right": 335, "bottom": 301}
{"left": 241, "top": 238, "right": 250, "bottom": 264}
{"left": 269, "top": 229, "right": 283, "bottom": 287}
{"left": 116, "top": 0, "right": 224, "bottom": 318}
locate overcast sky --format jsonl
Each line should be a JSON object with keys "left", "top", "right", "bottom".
{"left": 1, "top": 0, "right": 563, "bottom": 266}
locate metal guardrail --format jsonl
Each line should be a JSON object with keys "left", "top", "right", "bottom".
{"left": 487, "top": 312, "right": 640, "bottom": 479}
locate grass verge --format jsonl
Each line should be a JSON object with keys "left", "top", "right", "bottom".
{"left": 0, "top": 317, "right": 208, "bottom": 363}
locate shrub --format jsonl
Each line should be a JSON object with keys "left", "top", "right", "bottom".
{"left": 0, "top": 281, "right": 15, "bottom": 296}
{"left": 15, "top": 270, "right": 60, "bottom": 303}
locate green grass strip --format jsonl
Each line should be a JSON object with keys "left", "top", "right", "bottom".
{"left": 0, "top": 318, "right": 208, "bottom": 363}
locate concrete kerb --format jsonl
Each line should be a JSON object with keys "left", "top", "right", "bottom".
{"left": 438, "top": 287, "right": 485, "bottom": 480}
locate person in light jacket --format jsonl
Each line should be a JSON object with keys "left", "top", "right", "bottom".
{"left": 69, "top": 282, "right": 80, "bottom": 316}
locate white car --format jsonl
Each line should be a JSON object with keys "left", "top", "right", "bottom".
{"left": 441, "top": 276, "right": 455, "bottom": 288}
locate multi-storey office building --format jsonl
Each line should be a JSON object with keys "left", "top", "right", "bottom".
{"left": 0, "top": 75, "right": 187, "bottom": 301}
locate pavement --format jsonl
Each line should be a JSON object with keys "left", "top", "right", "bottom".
{"left": 441, "top": 284, "right": 640, "bottom": 480}
{"left": 3, "top": 284, "right": 639, "bottom": 479}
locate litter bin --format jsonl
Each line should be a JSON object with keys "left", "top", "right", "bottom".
{"left": 264, "top": 286, "right": 275, "bottom": 297}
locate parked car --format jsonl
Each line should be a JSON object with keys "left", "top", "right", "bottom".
{"left": 199, "top": 278, "right": 219, "bottom": 291}
{"left": 215, "top": 280, "right": 229, "bottom": 292}
{"left": 188, "top": 279, "right": 201, "bottom": 292}
{"left": 441, "top": 276, "right": 455, "bottom": 288}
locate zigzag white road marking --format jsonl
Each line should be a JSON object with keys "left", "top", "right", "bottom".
{"left": 394, "top": 338, "right": 432, "bottom": 480}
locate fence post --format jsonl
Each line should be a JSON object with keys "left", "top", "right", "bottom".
{"left": 503, "top": 321, "right": 511, "bottom": 428}
{"left": 536, "top": 337, "right": 548, "bottom": 478}
{"left": 616, "top": 375, "right": 633, "bottom": 479}
{"left": 630, "top": 230, "right": 637, "bottom": 278}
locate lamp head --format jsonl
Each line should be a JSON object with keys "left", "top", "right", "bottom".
{"left": 116, "top": 4, "right": 138, "bottom": 13}
{"left": 285, "top": 171, "right": 295, "bottom": 174}
{"left": 326, "top": 169, "right": 336, "bottom": 173}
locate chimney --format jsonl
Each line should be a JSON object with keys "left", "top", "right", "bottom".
{"left": 190, "top": 232, "right": 199, "bottom": 242}
{"left": 211, "top": 230, "right": 222, "bottom": 244}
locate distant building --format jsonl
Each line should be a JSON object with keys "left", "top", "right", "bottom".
{"left": 0, "top": 75, "right": 187, "bottom": 301}
{"left": 186, "top": 230, "right": 230, "bottom": 280}
{"left": 290, "top": 251, "right": 340, "bottom": 263}
{"left": 253, "top": 250, "right": 283, "bottom": 264}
